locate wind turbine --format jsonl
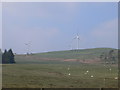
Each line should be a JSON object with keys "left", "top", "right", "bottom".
{"left": 25, "top": 41, "right": 31, "bottom": 55}
{"left": 73, "top": 33, "right": 80, "bottom": 50}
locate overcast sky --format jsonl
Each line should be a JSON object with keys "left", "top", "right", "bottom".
{"left": 2, "top": 2, "right": 118, "bottom": 54}
{"left": 0, "top": 3, "right": 2, "bottom": 50}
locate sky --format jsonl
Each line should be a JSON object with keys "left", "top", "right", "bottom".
{"left": 0, "top": 3, "right": 2, "bottom": 50}
{"left": 2, "top": 2, "right": 118, "bottom": 54}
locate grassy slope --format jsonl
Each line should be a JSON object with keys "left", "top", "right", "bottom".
{"left": 15, "top": 48, "right": 118, "bottom": 64}
{"left": 2, "top": 64, "right": 118, "bottom": 88}
{"left": 35, "top": 48, "right": 115, "bottom": 59}
{"left": 2, "top": 48, "right": 118, "bottom": 88}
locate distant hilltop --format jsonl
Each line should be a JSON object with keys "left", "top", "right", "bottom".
{"left": 15, "top": 48, "right": 118, "bottom": 64}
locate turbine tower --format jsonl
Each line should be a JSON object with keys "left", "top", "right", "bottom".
{"left": 74, "top": 33, "right": 80, "bottom": 50}
{"left": 25, "top": 41, "right": 31, "bottom": 55}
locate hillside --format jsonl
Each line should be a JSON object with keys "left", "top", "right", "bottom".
{"left": 3, "top": 48, "right": 118, "bottom": 88}
{"left": 15, "top": 48, "right": 118, "bottom": 64}
{"left": 36, "top": 48, "right": 117, "bottom": 59}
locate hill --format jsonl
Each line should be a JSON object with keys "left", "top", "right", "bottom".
{"left": 15, "top": 48, "right": 118, "bottom": 64}
{"left": 3, "top": 48, "right": 118, "bottom": 88}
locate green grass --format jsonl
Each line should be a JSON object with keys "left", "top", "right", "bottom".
{"left": 14, "top": 48, "right": 118, "bottom": 64}
{"left": 2, "top": 48, "right": 118, "bottom": 88}
{"left": 34, "top": 48, "right": 117, "bottom": 59}
{"left": 3, "top": 63, "right": 118, "bottom": 88}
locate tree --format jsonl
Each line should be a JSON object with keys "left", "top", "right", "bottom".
{"left": 8, "top": 49, "right": 15, "bottom": 63}
{"left": 2, "top": 49, "right": 15, "bottom": 64}
{"left": 100, "top": 53, "right": 104, "bottom": 61}
{"left": 100, "top": 53, "right": 107, "bottom": 61}
{"left": 100, "top": 50, "right": 117, "bottom": 64}
{"left": 2, "top": 49, "right": 9, "bottom": 63}
{"left": 108, "top": 50, "right": 116, "bottom": 64}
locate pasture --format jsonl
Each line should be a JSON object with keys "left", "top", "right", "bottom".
{"left": 2, "top": 63, "right": 118, "bottom": 88}
{"left": 2, "top": 48, "right": 118, "bottom": 88}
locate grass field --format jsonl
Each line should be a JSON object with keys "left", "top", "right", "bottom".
{"left": 2, "top": 48, "right": 118, "bottom": 88}
{"left": 3, "top": 63, "right": 118, "bottom": 88}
